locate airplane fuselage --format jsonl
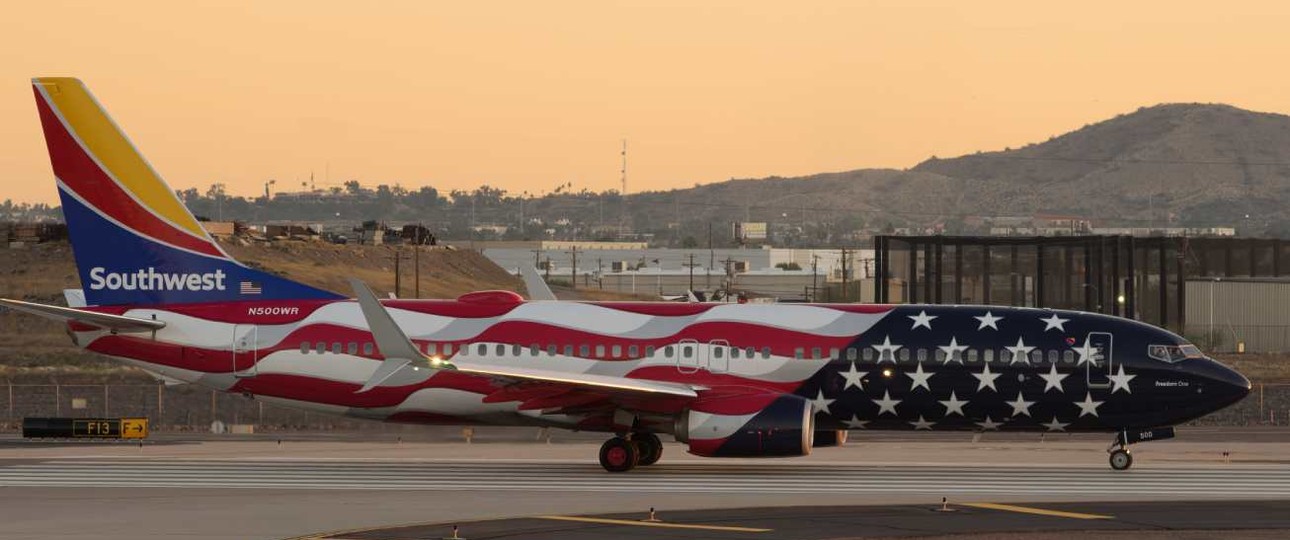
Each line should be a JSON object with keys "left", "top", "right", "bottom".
{"left": 73, "top": 297, "right": 1250, "bottom": 437}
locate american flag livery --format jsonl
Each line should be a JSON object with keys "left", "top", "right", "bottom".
{"left": 10, "top": 77, "right": 1251, "bottom": 473}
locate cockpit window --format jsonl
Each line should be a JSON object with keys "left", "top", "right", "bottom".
{"left": 1148, "top": 344, "right": 1205, "bottom": 363}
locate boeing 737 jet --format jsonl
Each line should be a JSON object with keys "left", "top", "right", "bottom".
{"left": 2, "top": 78, "right": 1250, "bottom": 472}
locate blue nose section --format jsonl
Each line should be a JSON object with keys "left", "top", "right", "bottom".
{"left": 1201, "top": 359, "right": 1252, "bottom": 408}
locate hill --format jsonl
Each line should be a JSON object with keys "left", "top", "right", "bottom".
{"left": 625, "top": 103, "right": 1290, "bottom": 237}
{"left": 911, "top": 103, "right": 1290, "bottom": 228}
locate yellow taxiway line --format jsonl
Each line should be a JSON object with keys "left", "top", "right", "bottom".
{"left": 538, "top": 515, "right": 772, "bottom": 532}
{"left": 963, "top": 502, "right": 1114, "bottom": 520}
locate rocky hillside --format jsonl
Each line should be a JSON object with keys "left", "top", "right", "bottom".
{"left": 912, "top": 104, "right": 1290, "bottom": 227}
{"left": 627, "top": 103, "right": 1290, "bottom": 235}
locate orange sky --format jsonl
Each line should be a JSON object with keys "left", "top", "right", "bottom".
{"left": 3, "top": 1, "right": 1289, "bottom": 205}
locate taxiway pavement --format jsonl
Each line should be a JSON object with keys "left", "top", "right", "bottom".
{"left": 0, "top": 434, "right": 1287, "bottom": 539}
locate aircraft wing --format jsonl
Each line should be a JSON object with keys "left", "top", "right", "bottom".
{"left": 0, "top": 298, "right": 166, "bottom": 332}
{"left": 349, "top": 279, "right": 697, "bottom": 401}
{"left": 519, "top": 265, "right": 558, "bottom": 301}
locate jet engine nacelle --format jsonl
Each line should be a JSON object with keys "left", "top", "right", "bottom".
{"left": 674, "top": 392, "right": 814, "bottom": 458}
{"left": 813, "top": 429, "right": 848, "bottom": 448}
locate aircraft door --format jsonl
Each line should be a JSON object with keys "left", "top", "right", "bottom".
{"left": 676, "top": 339, "right": 700, "bottom": 374}
{"left": 1084, "top": 331, "right": 1114, "bottom": 388}
{"left": 707, "top": 339, "right": 730, "bottom": 373}
{"left": 232, "top": 324, "right": 259, "bottom": 378}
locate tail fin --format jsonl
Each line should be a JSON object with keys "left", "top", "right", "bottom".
{"left": 32, "top": 77, "right": 341, "bottom": 306}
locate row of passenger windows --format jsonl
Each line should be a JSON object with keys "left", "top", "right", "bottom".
{"left": 297, "top": 341, "right": 1089, "bottom": 365}
{"left": 299, "top": 341, "right": 774, "bottom": 360}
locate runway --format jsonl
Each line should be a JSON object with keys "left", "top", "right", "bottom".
{"left": 3, "top": 439, "right": 1290, "bottom": 539}
{"left": 4, "top": 458, "right": 1290, "bottom": 497}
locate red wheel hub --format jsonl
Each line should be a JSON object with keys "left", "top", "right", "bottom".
{"left": 607, "top": 446, "right": 628, "bottom": 466}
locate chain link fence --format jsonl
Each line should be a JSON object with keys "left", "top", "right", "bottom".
{"left": 1, "top": 383, "right": 378, "bottom": 432}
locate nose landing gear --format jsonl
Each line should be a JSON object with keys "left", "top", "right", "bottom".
{"left": 1108, "top": 446, "right": 1133, "bottom": 471}
{"left": 1107, "top": 427, "right": 1175, "bottom": 471}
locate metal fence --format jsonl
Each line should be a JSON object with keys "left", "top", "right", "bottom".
{"left": 4, "top": 382, "right": 1289, "bottom": 431}
{"left": 1, "top": 383, "right": 377, "bottom": 432}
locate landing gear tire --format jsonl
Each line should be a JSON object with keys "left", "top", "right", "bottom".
{"left": 1109, "top": 449, "right": 1133, "bottom": 471}
{"left": 599, "top": 437, "right": 639, "bottom": 472}
{"left": 633, "top": 432, "right": 663, "bottom": 466}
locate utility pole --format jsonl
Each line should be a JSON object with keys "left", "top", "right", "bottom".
{"left": 683, "top": 253, "right": 698, "bottom": 293}
{"left": 811, "top": 254, "right": 820, "bottom": 302}
{"left": 531, "top": 248, "right": 543, "bottom": 274}
{"left": 388, "top": 249, "right": 409, "bottom": 298}
{"left": 413, "top": 222, "right": 422, "bottom": 299}
{"left": 835, "top": 247, "right": 846, "bottom": 302}
{"left": 567, "top": 246, "right": 579, "bottom": 290}
{"left": 707, "top": 222, "right": 714, "bottom": 290}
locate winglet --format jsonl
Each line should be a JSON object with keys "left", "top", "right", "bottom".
{"left": 349, "top": 278, "right": 435, "bottom": 393}
{"left": 519, "top": 265, "right": 557, "bottom": 301}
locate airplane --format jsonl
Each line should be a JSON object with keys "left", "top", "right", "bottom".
{"left": 2, "top": 77, "right": 1250, "bottom": 472}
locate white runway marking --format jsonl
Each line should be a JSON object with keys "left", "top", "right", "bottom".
{"left": 4, "top": 459, "right": 1290, "bottom": 496}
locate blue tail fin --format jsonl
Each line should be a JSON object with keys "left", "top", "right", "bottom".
{"left": 32, "top": 77, "right": 342, "bottom": 306}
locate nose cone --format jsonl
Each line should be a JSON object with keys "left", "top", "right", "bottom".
{"left": 1200, "top": 358, "right": 1252, "bottom": 409}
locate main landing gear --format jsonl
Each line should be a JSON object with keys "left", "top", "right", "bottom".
{"left": 1107, "top": 427, "right": 1176, "bottom": 471}
{"left": 598, "top": 432, "right": 664, "bottom": 472}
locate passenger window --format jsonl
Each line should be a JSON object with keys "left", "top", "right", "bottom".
{"left": 761, "top": 347, "right": 772, "bottom": 359}
{"left": 300, "top": 342, "right": 310, "bottom": 354}
{"left": 794, "top": 348, "right": 804, "bottom": 360}
{"left": 315, "top": 342, "right": 326, "bottom": 354}
{"left": 645, "top": 345, "right": 655, "bottom": 357}
{"left": 363, "top": 342, "right": 374, "bottom": 356}
{"left": 683, "top": 345, "right": 694, "bottom": 359}
{"left": 968, "top": 349, "right": 979, "bottom": 363}
{"left": 495, "top": 344, "right": 505, "bottom": 356}
{"left": 547, "top": 344, "right": 557, "bottom": 356}
{"left": 811, "top": 347, "right": 822, "bottom": 360}
{"left": 917, "top": 348, "right": 928, "bottom": 363}
{"left": 983, "top": 349, "right": 994, "bottom": 363}
{"left": 934, "top": 349, "right": 946, "bottom": 363}
{"left": 426, "top": 343, "right": 437, "bottom": 355}
{"left": 829, "top": 347, "right": 839, "bottom": 359}
{"left": 846, "top": 348, "right": 858, "bottom": 361}
{"left": 478, "top": 344, "right": 487, "bottom": 356}
{"left": 595, "top": 345, "right": 606, "bottom": 358}
{"left": 347, "top": 342, "right": 358, "bottom": 355}
{"left": 529, "top": 344, "right": 538, "bottom": 356}
{"left": 898, "top": 349, "right": 910, "bottom": 363}
{"left": 862, "top": 348, "right": 874, "bottom": 362}
{"left": 629, "top": 345, "right": 639, "bottom": 357}
{"left": 1048, "top": 350, "right": 1059, "bottom": 363}
{"left": 612, "top": 345, "right": 622, "bottom": 358}
{"left": 331, "top": 343, "right": 342, "bottom": 354}
{"left": 512, "top": 344, "right": 522, "bottom": 356}
{"left": 664, "top": 346, "right": 674, "bottom": 358}
{"left": 714, "top": 347, "right": 724, "bottom": 359}
{"left": 579, "top": 345, "right": 590, "bottom": 356}
{"left": 730, "top": 347, "right": 740, "bottom": 359}
{"left": 442, "top": 343, "right": 453, "bottom": 355}
{"left": 745, "top": 347, "right": 755, "bottom": 358}
{"left": 1030, "top": 350, "right": 1043, "bottom": 364}
{"left": 1000, "top": 350, "right": 1013, "bottom": 364}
